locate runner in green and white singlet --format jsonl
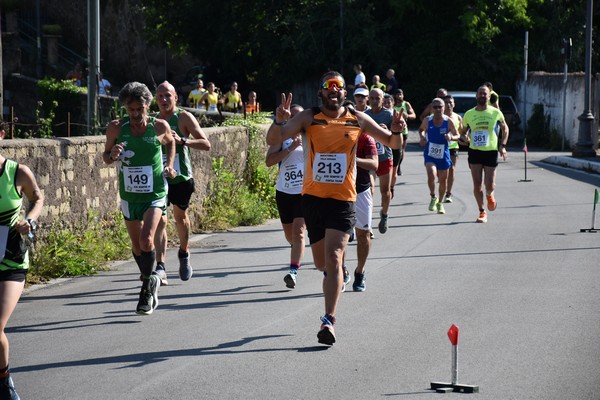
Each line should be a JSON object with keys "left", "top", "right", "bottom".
{"left": 0, "top": 123, "right": 44, "bottom": 399}
{"left": 104, "top": 81, "right": 177, "bottom": 315}
{"left": 443, "top": 94, "right": 463, "bottom": 203}
{"left": 116, "top": 117, "right": 168, "bottom": 206}
{"left": 154, "top": 81, "right": 211, "bottom": 283}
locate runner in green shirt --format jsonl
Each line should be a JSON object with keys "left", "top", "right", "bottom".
{"left": 104, "top": 81, "right": 177, "bottom": 315}
{"left": 0, "top": 122, "right": 44, "bottom": 399}
{"left": 154, "top": 81, "right": 211, "bottom": 283}
{"left": 442, "top": 94, "right": 463, "bottom": 203}
{"left": 460, "top": 85, "right": 509, "bottom": 223}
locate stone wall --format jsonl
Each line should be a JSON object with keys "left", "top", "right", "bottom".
{"left": 516, "top": 72, "right": 600, "bottom": 149}
{"left": 0, "top": 124, "right": 266, "bottom": 229}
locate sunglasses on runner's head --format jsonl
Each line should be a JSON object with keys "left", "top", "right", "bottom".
{"left": 321, "top": 79, "right": 345, "bottom": 90}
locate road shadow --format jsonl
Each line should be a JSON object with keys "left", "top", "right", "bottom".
{"left": 533, "top": 160, "right": 600, "bottom": 186}
{"left": 12, "top": 334, "right": 330, "bottom": 373}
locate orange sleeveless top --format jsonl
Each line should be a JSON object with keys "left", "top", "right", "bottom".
{"left": 302, "top": 107, "right": 361, "bottom": 202}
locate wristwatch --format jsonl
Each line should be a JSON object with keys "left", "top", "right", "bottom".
{"left": 26, "top": 218, "right": 38, "bottom": 232}
{"left": 181, "top": 137, "right": 188, "bottom": 146}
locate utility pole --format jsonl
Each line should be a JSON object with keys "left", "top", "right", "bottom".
{"left": 561, "top": 37, "right": 571, "bottom": 151}
{"left": 87, "top": 0, "right": 99, "bottom": 134}
{"left": 523, "top": 31, "right": 528, "bottom": 134}
{"left": 573, "top": 0, "right": 596, "bottom": 158}
{"left": 36, "top": 0, "right": 43, "bottom": 78}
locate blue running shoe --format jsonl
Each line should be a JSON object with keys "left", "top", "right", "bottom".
{"left": 178, "top": 250, "right": 192, "bottom": 281}
{"left": 353, "top": 272, "right": 366, "bottom": 292}
{"left": 317, "top": 315, "right": 336, "bottom": 345}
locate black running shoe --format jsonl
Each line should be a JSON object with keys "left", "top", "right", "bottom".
{"left": 136, "top": 275, "right": 159, "bottom": 315}
{"left": 0, "top": 375, "right": 20, "bottom": 400}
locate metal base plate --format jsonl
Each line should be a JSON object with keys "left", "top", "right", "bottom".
{"left": 430, "top": 382, "right": 480, "bottom": 393}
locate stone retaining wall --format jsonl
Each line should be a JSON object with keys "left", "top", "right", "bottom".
{"left": 1, "top": 124, "right": 267, "bottom": 229}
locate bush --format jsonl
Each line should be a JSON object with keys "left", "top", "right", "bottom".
{"left": 28, "top": 210, "right": 130, "bottom": 282}
{"left": 36, "top": 78, "right": 87, "bottom": 136}
{"left": 199, "top": 113, "right": 278, "bottom": 230}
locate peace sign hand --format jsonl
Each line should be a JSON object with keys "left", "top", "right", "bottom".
{"left": 275, "top": 93, "right": 292, "bottom": 124}
{"left": 391, "top": 108, "right": 406, "bottom": 133}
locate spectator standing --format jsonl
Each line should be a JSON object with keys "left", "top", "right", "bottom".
{"left": 223, "top": 82, "right": 243, "bottom": 112}
{"left": 245, "top": 91, "right": 260, "bottom": 114}
{"left": 187, "top": 78, "right": 207, "bottom": 108}
{"left": 98, "top": 72, "right": 112, "bottom": 96}
{"left": 66, "top": 62, "right": 84, "bottom": 86}
{"left": 201, "top": 82, "right": 220, "bottom": 112}
{"left": 370, "top": 75, "right": 386, "bottom": 91}
{"left": 349, "top": 64, "right": 366, "bottom": 91}
{"left": 384, "top": 69, "right": 398, "bottom": 94}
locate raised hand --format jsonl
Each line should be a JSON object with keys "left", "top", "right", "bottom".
{"left": 275, "top": 93, "right": 292, "bottom": 124}
{"left": 391, "top": 108, "right": 406, "bottom": 133}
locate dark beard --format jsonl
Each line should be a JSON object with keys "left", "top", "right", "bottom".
{"left": 319, "top": 92, "right": 342, "bottom": 111}
{"left": 477, "top": 97, "right": 487, "bottom": 106}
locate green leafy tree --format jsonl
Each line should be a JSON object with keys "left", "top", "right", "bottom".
{"left": 139, "top": 0, "right": 598, "bottom": 110}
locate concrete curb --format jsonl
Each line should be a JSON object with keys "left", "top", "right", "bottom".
{"left": 23, "top": 233, "right": 215, "bottom": 294}
{"left": 542, "top": 155, "right": 600, "bottom": 174}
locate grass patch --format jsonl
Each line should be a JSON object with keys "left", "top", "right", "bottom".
{"left": 199, "top": 113, "right": 278, "bottom": 230}
{"left": 27, "top": 210, "right": 130, "bottom": 284}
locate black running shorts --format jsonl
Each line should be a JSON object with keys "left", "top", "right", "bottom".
{"left": 167, "top": 178, "right": 195, "bottom": 210}
{"left": 301, "top": 194, "right": 355, "bottom": 244}
{"left": 467, "top": 149, "right": 498, "bottom": 168}
{"left": 0, "top": 269, "right": 27, "bottom": 282}
{"left": 275, "top": 190, "right": 303, "bottom": 224}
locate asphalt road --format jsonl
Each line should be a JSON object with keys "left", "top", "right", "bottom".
{"left": 10, "top": 143, "right": 600, "bottom": 399}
